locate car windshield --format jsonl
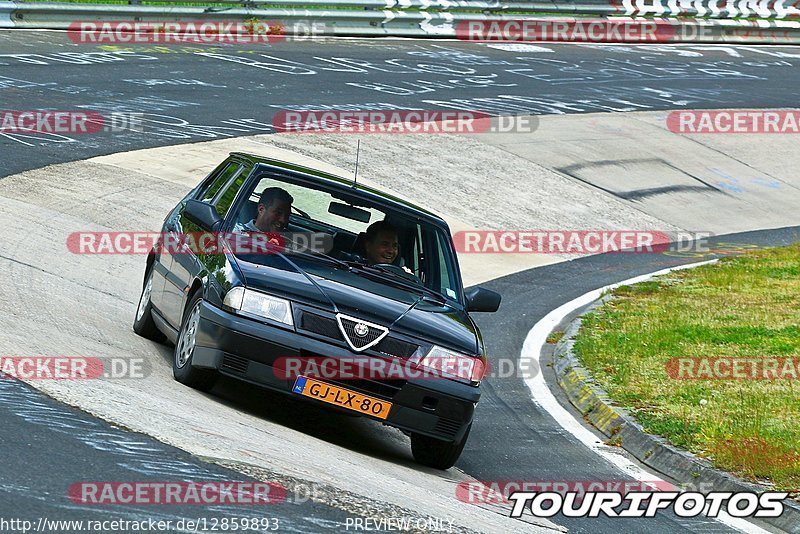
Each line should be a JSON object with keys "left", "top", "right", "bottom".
{"left": 229, "top": 170, "right": 463, "bottom": 304}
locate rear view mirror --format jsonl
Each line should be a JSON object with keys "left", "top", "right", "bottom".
{"left": 329, "top": 202, "right": 371, "bottom": 223}
{"left": 184, "top": 199, "right": 223, "bottom": 232}
{"left": 465, "top": 287, "right": 501, "bottom": 312}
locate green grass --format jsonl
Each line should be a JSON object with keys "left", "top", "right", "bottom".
{"left": 547, "top": 330, "right": 566, "bottom": 344}
{"left": 574, "top": 244, "right": 800, "bottom": 491}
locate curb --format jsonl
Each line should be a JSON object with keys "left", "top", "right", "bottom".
{"left": 552, "top": 298, "right": 800, "bottom": 534}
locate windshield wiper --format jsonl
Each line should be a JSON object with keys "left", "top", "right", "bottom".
{"left": 277, "top": 235, "right": 352, "bottom": 271}
{"left": 349, "top": 264, "right": 448, "bottom": 304}
{"left": 256, "top": 234, "right": 449, "bottom": 303}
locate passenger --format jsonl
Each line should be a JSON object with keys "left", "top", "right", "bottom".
{"left": 363, "top": 220, "right": 399, "bottom": 266}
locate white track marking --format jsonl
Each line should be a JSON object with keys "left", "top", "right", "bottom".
{"left": 520, "top": 260, "right": 771, "bottom": 533}
{"left": 484, "top": 43, "right": 555, "bottom": 53}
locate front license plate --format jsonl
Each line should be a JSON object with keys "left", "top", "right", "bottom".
{"left": 292, "top": 376, "right": 392, "bottom": 420}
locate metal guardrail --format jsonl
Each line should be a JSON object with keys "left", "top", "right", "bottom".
{"left": 112, "top": 0, "right": 571, "bottom": 10}
{"left": 0, "top": 1, "right": 16, "bottom": 27}
{"left": 12, "top": 0, "right": 800, "bottom": 18}
{"left": 2, "top": 0, "right": 800, "bottom": 42}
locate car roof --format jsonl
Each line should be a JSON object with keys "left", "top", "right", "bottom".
{"left": 229, "top": 152, "right": 447, "bottom": 225}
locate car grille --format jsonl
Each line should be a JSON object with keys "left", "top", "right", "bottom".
{"left": 221, "top": 354, "right": 249, "bottom": 374}
{"left": 376, "top": 337, "right": 418, "bottom": 359}
{"left": 433, "top": 418, "right": 462, "bottom": 439}
{"left": 299, "top": 310, "right": 419, "bottom": 358}
{"left": 299, "top": 311, "right": 343, "bottom": 340}
{"left": 338, "top": 316, "right": 386, "bottom": 350}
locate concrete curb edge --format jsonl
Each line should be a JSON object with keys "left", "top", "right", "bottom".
{"left": 551, "top": 298, "right": 800, "bottom": 533}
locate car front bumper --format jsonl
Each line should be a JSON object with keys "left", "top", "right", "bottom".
{"left": 192, "top": 301, "right": 478, "bottom": 443}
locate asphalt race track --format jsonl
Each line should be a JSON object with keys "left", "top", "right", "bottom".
{"left": 4, "top": 32, "right": 800, "bottom": 176}
{"left": 2, "top": 30, "right": 800, "bottom": 533}
{"left": 466, "top": 226, "right": 800, "bottom": 533}
{"left": 0, "top": 377, "right": 358, "bottom": 531}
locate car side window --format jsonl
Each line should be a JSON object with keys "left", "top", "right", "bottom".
{"left": 213, "top": 166, "right": 250, "bottom": 218}
{"left": 411, "top": 225, "right": 423, "bottom": 281}
{"left": 434, "top": 230, "right": 458, "bottom": 300}
{"left": 198, "top": 163, "right": 240, "bottom": 203}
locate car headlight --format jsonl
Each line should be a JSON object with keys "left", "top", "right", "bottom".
{"left": 223, "top": 287, "right": 294, "bottom": 327}
{"left": 411, "top": 345, "right": 485, "bottom": 384}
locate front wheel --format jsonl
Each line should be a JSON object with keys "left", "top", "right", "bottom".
{"left": 133, "top": 266, "right": 165, "bottom": 342}
{"left": 173, "top": 292, "right": 218, "bottom": 392}
{"left": 411, "top": 424, "right": 471, "bottom": 470}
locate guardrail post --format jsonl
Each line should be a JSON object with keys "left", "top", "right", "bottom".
{"left": 0, "top": 1, "right": 16, "bottom": 27}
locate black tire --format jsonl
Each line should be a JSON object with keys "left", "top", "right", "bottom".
{"left": 411, "top": 424, "right": 471, "bottom": 470}
{"left": 173, "top": 291, "right": 218, "bottom": 392}
{"left": 133, "top": 265, "right": 165, "bottom": 342}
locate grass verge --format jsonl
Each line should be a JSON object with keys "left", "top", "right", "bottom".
{"left": 573, "top": 244, "right": 800, "bottom": 492}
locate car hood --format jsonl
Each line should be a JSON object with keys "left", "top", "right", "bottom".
{"left": 234, "top": 254, "right": 478, "bottom": 354}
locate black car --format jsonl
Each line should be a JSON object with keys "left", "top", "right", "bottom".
{"left": 133, "top": 153, "right": 501, "bottom": 469}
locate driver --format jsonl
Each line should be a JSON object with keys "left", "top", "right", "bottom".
{"left": 241, "top": 187, "right": 293, "bottom": 233}
{"left": 363, "top": 220, "right": 399, "bottom": 265}
{"left": 234, "top": 187, "right": 294, "bottom": 253}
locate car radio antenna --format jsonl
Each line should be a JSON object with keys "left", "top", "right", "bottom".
{"left": 353, "top": 139, "right": 360, "bottom": 188}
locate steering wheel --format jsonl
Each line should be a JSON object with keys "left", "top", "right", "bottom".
{"left": 292, "top": 206, "right": 311, "bottom": 219}
{"left": 373, "top": 263, "right": 421, "bottom": 283}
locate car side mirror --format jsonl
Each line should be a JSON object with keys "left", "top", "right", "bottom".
{"left": 184, "top": 199, "right": 223, "bottom": 232}
{"left": 465, "top": 287, "right": 501, "bottom": 312}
